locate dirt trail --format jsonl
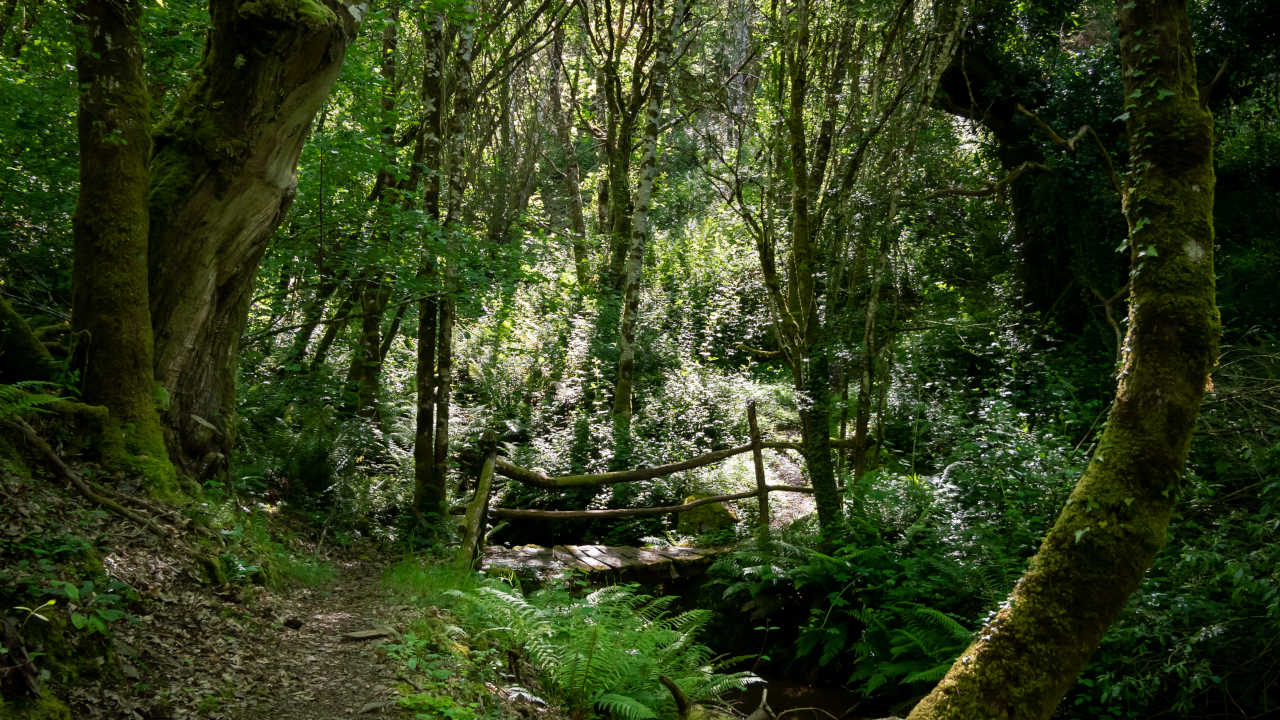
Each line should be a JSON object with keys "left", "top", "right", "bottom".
{"left": 85, "top": 550, "right": 416, "bottom": 719}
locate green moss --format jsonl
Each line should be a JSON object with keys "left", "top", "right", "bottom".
{"left": 677, "top": 495, "right": 738, "bottom": 535}
{"left": 199, "top": 554, "right": 230, "bottom": 585}
{"left": 237, "top": 0, "right": 337, "bottom": 29}
{"left": 0, "top": 432, "right": 30, "bottom": 478}
{"left": 0, "top": 694, "right": 72, "bottom": 720}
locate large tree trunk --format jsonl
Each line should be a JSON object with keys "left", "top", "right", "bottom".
{"left": 907, "top": 1, "right": 1217, "bottom": 717}
{"left": 70, "top": 0, "right": 172, "bottom": 477}
{"left": 146, "top": 0, "right": 365, "bottom": 475}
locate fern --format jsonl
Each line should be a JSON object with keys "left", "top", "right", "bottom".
{"left": 595, "top": 693, "right": 659, "bottom": 720}
{"left": 848, "top": 602, "right": 972, "bottom": 695}
{"left": 455, "top": 580, "right": 755, "bottom": 718}
{"left": 0, "top": 381, "right": 61, "bottom": 421}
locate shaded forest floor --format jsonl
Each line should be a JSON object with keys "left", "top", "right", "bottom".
{"left": 70, "top": 546, "right": 418, "bottom": 719}
{"left": 4, "top": 433, "right": 819, "bottom": 719}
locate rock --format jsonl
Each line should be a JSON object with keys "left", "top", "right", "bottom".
{"left": 677, "top": 494, "right": 738, "bottom": 535}
{"left": 341, "top": 627, "right": 395, "bottom": 642}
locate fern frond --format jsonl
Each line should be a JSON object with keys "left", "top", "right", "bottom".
{"left": 594, "top": 693, "right": 659, "bottom": 720}
{"left": 0, "top": 381, "right": 61, "bottom": 421}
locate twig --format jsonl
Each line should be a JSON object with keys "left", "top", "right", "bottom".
{"left": 920, "top": 161, "right": 1051, "bottom": 201}
{"left": 1016, "top": 103, "right": 1124, "bottom": 196}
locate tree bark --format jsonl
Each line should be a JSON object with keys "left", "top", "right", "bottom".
{"left": 611, "top": 0, "right": 684, "bottom": 466}
{"left": 70, "top": 0, "right": 171, "bottom": 476}
{"left": 345, "top": 11, "right": 399, "bottom": 418}
{"left": 549, "top": 26, "right": 591, "bottom": 287}
{"left": 346, "top": 278, "right": 391, "bottom": 417}
{"left": 782, "top": 0, "right": 842, "bottom": 531}
{"left": 309, "top": 287, "right": 356, "bottom": 370}
{"left": 908, "top": 1, "right": 1217, "bottom": 717}
{"left": 412, "top": 10, "right": 446, "bottom": 520}
{"left": 146, "top": 0, "right": 365, "bottom": 475}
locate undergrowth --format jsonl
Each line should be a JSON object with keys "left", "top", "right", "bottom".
{"left": 383, "top": 559, "right": 756, "bottom": 719}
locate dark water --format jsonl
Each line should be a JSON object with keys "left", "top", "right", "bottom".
{"left": 733, "top": 679, "right": 867, "bottom": 720}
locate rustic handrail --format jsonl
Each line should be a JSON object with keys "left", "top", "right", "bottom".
{"left": 455, "top": 431, "right": 498, "bottom": 570}
{"left": 494, "top": 437, "right": 853, "bottom": 489}
{"left": 486, "top": 485, "right": 817, "bottom": 520}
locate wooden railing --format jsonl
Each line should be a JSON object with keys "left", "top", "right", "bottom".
{"left": 456, "top": 401, "right": 845, "bottom": 569}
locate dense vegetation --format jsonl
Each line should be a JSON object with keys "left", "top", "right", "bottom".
{"left": 1, "top": 0, "right": 1277, "bottom": 718}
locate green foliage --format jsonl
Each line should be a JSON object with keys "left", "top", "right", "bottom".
{"left": 456, "top": 581, "right": 754, "bottom": 719}
{"left": 0, "top": 381, "right": 62, "bottom": 421}
{"left": 43, "top": 579, "right": 127, "bottom": 637}
{"left": 191, "top": 492, "right": 334, "bottom": 589}
{"left": 383, "top": 560, "right": 754, "bottom": 719}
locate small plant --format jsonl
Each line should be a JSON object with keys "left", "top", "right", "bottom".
{"left": 10, "top": 598, "right": 56, "bottom": 631}
{"left": 47, "top": 579, "right": 126, "bottom": 636}
{"left": 399, "top": 692, "right": 479, "bottom": 719}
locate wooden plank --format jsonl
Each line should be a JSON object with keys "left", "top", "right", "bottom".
{"left": 550, "top": 545, "right": 582, "bottom": 569}
{"left": 655, "top": 547, "right": 711, "bottom": 562}
{"left": 579, "top": 545, "right": 625, "bottom": 569}
{"left": 565, "top": 545, "right": 611, "bottom": 571}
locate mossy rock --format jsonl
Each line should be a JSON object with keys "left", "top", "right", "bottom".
{"left": 0, "top": 694, "right": 72, "bottom": 720}
{"left": 677, "top": 494, "right": 738, "bottom": 535}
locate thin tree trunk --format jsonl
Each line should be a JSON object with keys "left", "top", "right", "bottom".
{"left": 70, "top": 0, "right": 172, "bottom": 478}
{"left": 413, "top": 288, "right": 440, "bottom": 517}
{"left": 908, "top": 1, "right": 1217, "bottom": 716}
{"left": 309, "top": 288, "right": 356, "bottom": 370}
{"left": 346, "top": 9, "right": 399, "bottom": 418}
{"left": 412, "top": 11, "right": 446, "bottom": 519}
{"left": 783, "top": 0, "right": 841, "bottom": 531}
{"left": 433, "top": 293, "right": 455, "bottom": 493}
{"left": 550, "top": 26, "right": 590, "bottom": 287}
{"left": 346, "top": 279, "right": 391, "bottom": 417}
{"left": 431, "top": 2, "right": 477, "bottom": 502}
{"left": 146, "top": 0, "right": 364, "bottom": 475}
{"left": 853, "top": 224, "right": 890, "bottom": 478}
{"left": 379, "top": 300, "right": 406, "bottom": 362}
{"left": 612, "top": 0, "right": 684, "bottom": 466}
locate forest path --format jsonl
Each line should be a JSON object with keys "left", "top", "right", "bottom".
{"left": 97, "top": 548, "right": 418, "bottom": 720}
{"left": 220, "top": 557, "right": 415, "bottom": 720}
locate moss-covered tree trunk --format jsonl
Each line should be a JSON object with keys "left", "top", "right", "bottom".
{"left": 70, "top": 0, "right": 172, "bottom": 477}
{"left": 783, "top": 0, "right": 842, "bottom": 532}
{"left": 146, "top": 0, "right": 364, "bottom": 475}
{"left": 907, "top": 1, "right": 1217, "bottom": 717}
{"left": 0, "top": 296, "right": 58, "bottom": 383}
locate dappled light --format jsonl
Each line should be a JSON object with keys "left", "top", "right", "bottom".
{"left": 1, "top": 0, "right": 1277, "bottom": 719}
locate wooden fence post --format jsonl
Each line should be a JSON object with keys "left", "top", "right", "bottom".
{"left": 748, "top": 401, "right": 769, "bottom": 528}
{"left": 455, "top": 430, "right": 498, "bottom": 571}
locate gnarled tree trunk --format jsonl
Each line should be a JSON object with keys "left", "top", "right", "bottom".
{"left": 146, "top": 0, "right": 365, "bottom": 475}
{"left": 908, "top": 1, "right": 1217, "bottom": 717}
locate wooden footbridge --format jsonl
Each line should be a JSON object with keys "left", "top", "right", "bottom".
{"left": 481, "top": 544, "right": 725, "bottom": 583}
{"left": 454, "top": 402, "right": 851, "bottom": 577}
